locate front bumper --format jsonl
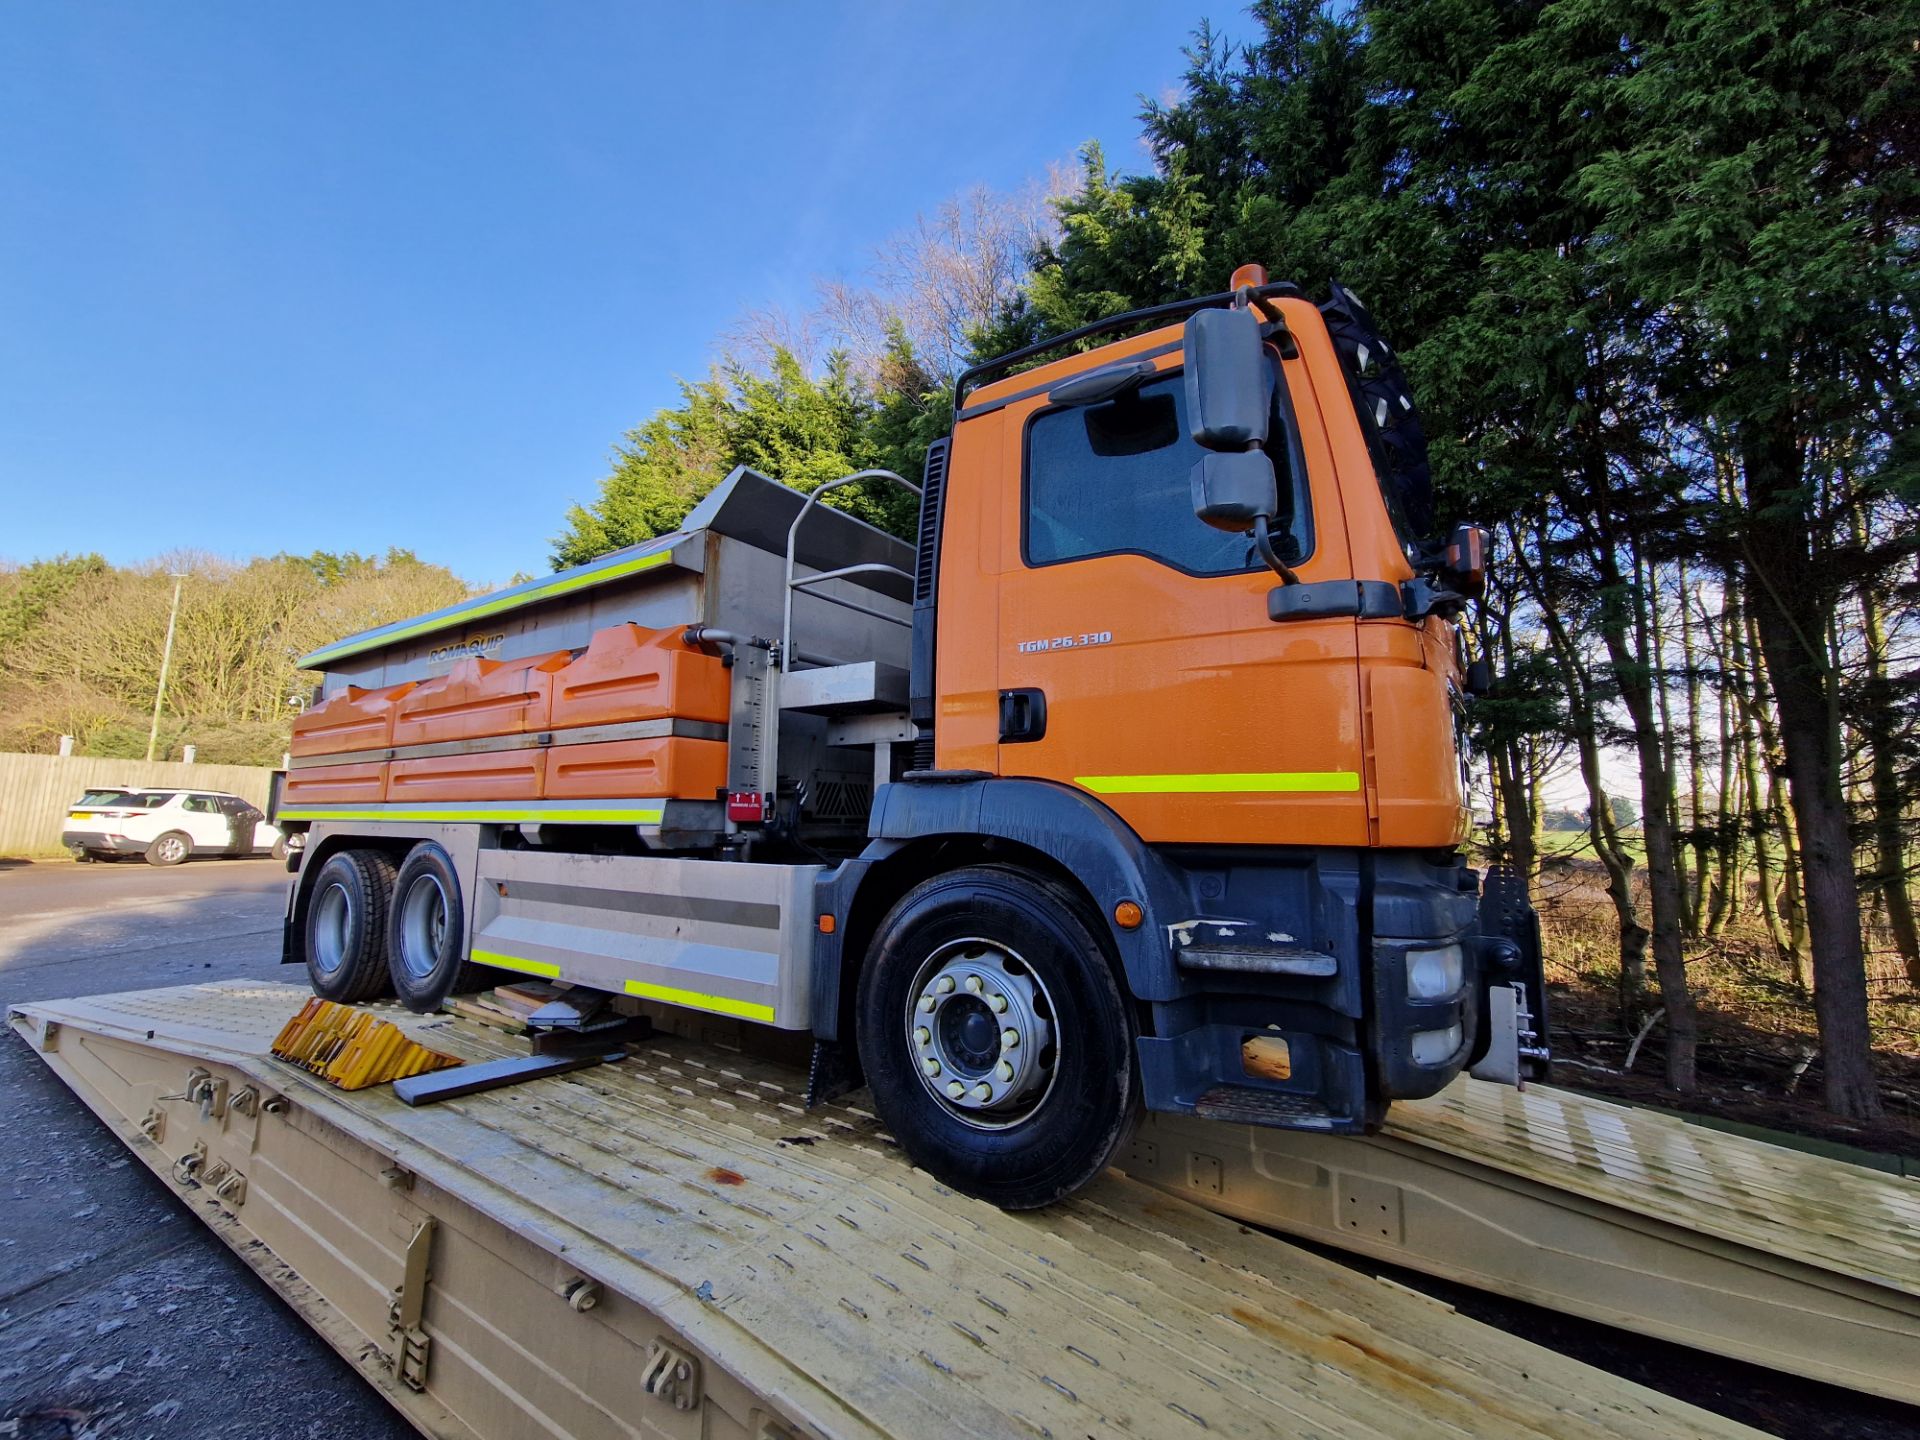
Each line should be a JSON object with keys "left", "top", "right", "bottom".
{"left": 1134, "top": 851, "right": 1546, "bottom": 1133}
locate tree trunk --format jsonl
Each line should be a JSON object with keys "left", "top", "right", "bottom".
{"left": 1706, "top": 584, "right": 1743, "bottom": 937}
{"left": 1740, "top": 428, "right": 1882, "bottom": 1120}
{"left": 1514, "top": 526, "right": 1648, "bottom": 1013}
{"left": 1678, "top": 560, "right": 1710, "bottom": 935}
{"left": 1741, "top": 605, "right": 1811, "bottom": 985}
{"left": 1599, "top": 554, "right": 1697, "bottom": 1093}
{"left": 1853, "top": 523, "right": 1920, "bottom": 983}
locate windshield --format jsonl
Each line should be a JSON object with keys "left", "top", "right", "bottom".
{"left": 1023, "top": 363, "right": 1312, "bottom": 575}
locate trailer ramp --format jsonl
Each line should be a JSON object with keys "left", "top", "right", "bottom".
{"left": 9, "top": 981, "right": 1760, "bottom": 1440}
{"left": 1129, "top": 1078, "right": 1920, "bottom": 1405}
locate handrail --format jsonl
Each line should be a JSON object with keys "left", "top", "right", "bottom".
{"left": 782, "top": 469, "right": 920, "bottom": 673}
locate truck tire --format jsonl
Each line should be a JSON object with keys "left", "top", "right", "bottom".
{"left": 855, "top": 865, "right": 1138, "bottom": 1210}
{"left": 145, "top": 831, "right": 192, "bottom": 867}
{"left": 305, "top": 850, "right": 397, "bottom": 1002}
{"left": 387, "top": 843, "right": 481, "bottom": 1013}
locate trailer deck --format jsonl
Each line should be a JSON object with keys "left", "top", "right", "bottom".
{"left": 1131, "top": 1075, "right": 1920, "bottom": 1405}
{"left": 11, "top": 981, "right": 1767, "bottom": 1440}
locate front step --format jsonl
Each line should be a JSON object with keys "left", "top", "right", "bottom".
{"left": 1193, "top": 1084, "right": 1354, "bottom": 1128}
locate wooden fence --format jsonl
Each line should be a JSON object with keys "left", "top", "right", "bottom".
{"left": 0, "top": 752, "right": 276, "bottom": 857}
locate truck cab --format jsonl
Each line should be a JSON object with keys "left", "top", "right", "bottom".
{"left": 277, "top": 267, "right": 1546, "bottom": 1210}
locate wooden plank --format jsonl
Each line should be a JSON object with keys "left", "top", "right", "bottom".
{"left": 392, "top": 1050, "right": 614, "bottom": 1104}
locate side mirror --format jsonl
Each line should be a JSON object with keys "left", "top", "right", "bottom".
{"left": 1184, "top": 306, "right": 1276, "bottom": 535}
{"left": 1190, "top": 450, "right": 1278, "bottom": 534}
{"left": 1183, "top": 308, "right": 1270, "bottom": 450}
{"left": 1441, "top": 524, "right": 1489, "bottom": 600}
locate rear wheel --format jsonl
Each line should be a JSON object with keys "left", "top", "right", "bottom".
{"left": 855, "top": 866, "right": 1138, "bottom": 1210}
{"left": 144, "top": 831, "right": 191, "bottom": 867}
{"left": 304, "top": 849, "right": 397, "bottom": 1002}
{"left": 387, "top": 843, "right": 479, "bottom": 1013}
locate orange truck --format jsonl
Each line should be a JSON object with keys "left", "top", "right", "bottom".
{"left": 275, "top": 266, "right": 1547, "bottom": 1208}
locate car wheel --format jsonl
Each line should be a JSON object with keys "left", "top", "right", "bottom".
{"left": 386, "top": 843, "right": 480, "bottom": 1013}
{"left": 144, "top": 831, "right": 192, "bottom": 867}
{"left": 855, "top": 865, "right": 1139, "bottom": 1210}
{"left": 304, "top": 849, "right": 398, "bottom": 1002}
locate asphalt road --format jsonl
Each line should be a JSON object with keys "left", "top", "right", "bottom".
{"left": 0, "top": 856, "right": 413, "bottom": 1440}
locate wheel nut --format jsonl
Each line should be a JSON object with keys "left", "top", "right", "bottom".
{"left": 972, "top": 1083, "right": 992, "bottom": 1100}
{"left": 946, "top": 1081, "right": 965, "bottom": 1099}
{"left": 919, "top": 996, "right": 937, "bottom": 1013}
{"left": 936, "top": 976, "right": 956, "bottom": 994}
{"left": 1001, "top": 1028, "right": 1019, "bottom": 1048}
{"left": 997, "top": 1061, "right": 1014, "bottom": 1082}
{"left": 923, "top": 1057, "right": 941, "bottom": 1077}
{"left": 988, "top": 993, "right": 1008, "bottom": 1013}
{"left": 964, "top": 975, "right": 983, "bottom": 993}
{"left": 914, "top": 1026, "right": 931, "bottom": 1046}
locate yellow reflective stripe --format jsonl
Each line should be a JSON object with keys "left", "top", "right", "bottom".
{"left": 470, "top": 948, "right": 562, "bottom": 979}
{"left": 300, "top": 549, "right": 674, "bottom": 667}
{"left": 471, "top": 953, "right": 775, "bottom": 1021}
{"left": 1075, "top": 771, "right": 1362, "bottom": 795}
{"left": 623, "top": 978, "right": 775, "bottom": 1024}
{"left": 278, "top": 806, "right": 666, "bottom": 824}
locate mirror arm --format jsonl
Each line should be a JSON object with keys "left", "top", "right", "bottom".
{"left": 1252, "top": 514, "right": 1300, "bottom": 586}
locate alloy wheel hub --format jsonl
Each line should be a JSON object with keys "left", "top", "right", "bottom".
{"left": 907, "top": 940, "right": 1056, "bottom": 1128}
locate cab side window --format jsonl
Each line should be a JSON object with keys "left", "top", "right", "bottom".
{"left": 182, "top": 795, "right": 218, "bottom": 814}
{"left": 1023, "top": 368, "right": 1310, "bottom": 575}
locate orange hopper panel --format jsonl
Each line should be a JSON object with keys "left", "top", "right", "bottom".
{"left": 388, "top": 749, "right": 545, "bottom": 803}
{"left": 281, "top": 761, "right": 387, "bottom": 807}
{"left": 289, "top": 683, "right": 416, "bottom": 758}
{"left": 543, "top": 738, "right": 727, "bottom": 801}
{"left": 390, "top": 653, "right": 569, "bottom": 746}
{"left": 547, "top": 625, "right": 729, "bottom": 730}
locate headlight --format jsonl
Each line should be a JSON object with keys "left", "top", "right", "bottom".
{"left": 285, "top": 832, "right": 306, "bottom": 850}
{"left": 1406, "top": 943, "right": 1464, "bottom": 1000}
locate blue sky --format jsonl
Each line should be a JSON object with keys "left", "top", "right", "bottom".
{"left": 0, "top": 3, "right": 1220, "bottom": 585}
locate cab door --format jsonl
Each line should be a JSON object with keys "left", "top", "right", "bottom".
{"left": 992, "top": 346, "right": 1369, "bottom": 848}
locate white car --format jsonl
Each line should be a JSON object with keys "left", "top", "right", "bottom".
{"left": 63, "top": 788, "right": 285, "bottom": 866}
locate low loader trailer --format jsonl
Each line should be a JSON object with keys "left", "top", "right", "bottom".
{"left": 273, "top": 268, "right": 1549, "bottom": 1210}
{"left": 12, "top": 981, "right": 1917, "bottom": 1440}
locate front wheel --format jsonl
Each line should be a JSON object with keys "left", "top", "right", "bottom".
{"left": 855, "top": 866, "right": 1138, "bottom": 1210}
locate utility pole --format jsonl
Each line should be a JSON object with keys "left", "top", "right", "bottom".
{"left": 145, "top": 572, "right": 187, "bottom": 763}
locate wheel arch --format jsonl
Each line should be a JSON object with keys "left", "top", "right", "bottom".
{"left": 811, "top": 778, "right": 1187, "bottom": 1045}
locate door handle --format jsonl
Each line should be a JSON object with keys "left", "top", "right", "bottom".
{"left": 998, "top": 688, "right": 1047, "bottom": 743}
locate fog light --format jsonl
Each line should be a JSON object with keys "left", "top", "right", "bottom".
{"left": 1411, "top": 1022, "right": 1463, "bottom": 1066}
{"left": 1406, "top": 944, "right": 1463, "bottom": 1000}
